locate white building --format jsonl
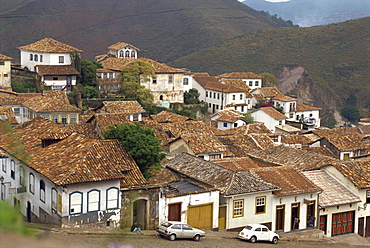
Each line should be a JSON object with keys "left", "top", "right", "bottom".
{"left": 217, "top": 72, "right": 263, "bottom": 91}
{"left": 0, "top": 54, "right": 13, "bottom": 91}
{"left": 251, "top": 107, "right": 287, "bottom": 132}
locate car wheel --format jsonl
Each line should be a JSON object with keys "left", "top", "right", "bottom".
{"left": 249, "top": 236, "right": 257, "bottom": 243}
{"left": 272, "top": 236, "right": 278, "bottom": 244}
{"left": 169, "top": 234, "right": 176, "bottom": 241}
{"left": 193, "top": 234, "right": 200, "bottom": 241}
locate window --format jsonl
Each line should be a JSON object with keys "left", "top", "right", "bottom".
{"left": 249, "top": 81, "right": 253, "bottom": 86}
{"left": 289, "top": 113, "right": 294, "bottom": 118}
{"left": 279, "top": 120, "right": 282, "bottom": 125}
{"left": 59, "top": 56, "right": 64, "bottom": 63}
{"left": 152, "top": 79, "right": 157, "bottom": 84}
{"left": 223, "top": 122, "right": 228, "bottom": 128}
{"left": 217, "top": 93, "right": 220, "bottom": 99}
{"left": 109, "top": 72, "right": 114, "bottom": 78}
{"left": 3, "top": 74, "right": 8, "bottom": 77}
{"left": 61, "top": 115, "right": 67, "bottom": 125}
{"left": 119, "top": 51, "right": 124, "bottom": 58}
{"left": 10, "top": 160, "right": 15, "bottom": 179}
{"left": 182, "top": 224, "right": 192, "bottom": 230}
{"left": 107, "top": 187, "right": 119, "bottom": 209}
{"left": 34, "top": 55, "right": 38, "bottom": 61}
{"left": 240, "top": 94, "right": 243, "bottom": 100}
{"left": 29, "top": 173, "right": 35, "bottom": 194}
{"left": 13, "top": 107, "right": 20, "bottom": 116}
{"left": 42, "top": 115, "right": 49, "bottom": 120}
{"left": 125, "top": 51, "right": 130, "bottom": 58}
{"left": 0, "top": 61, "right": 4, "bottom": 66}
{"left": 103, "top": 73, "right": 107, "bottom": 79}
{"left": 2, "top": 160, "right": 6, "bottom": 173}
{"left": 30, "top": 54, "right": 33, "bottom": 61}
{"left": 19, "top": 166, "right": 25, "bottom": 186}
{"left": 232, "top": 95, "right": 235, "bottom": 100}
{"left": 209, "top": 154, "right": 221, "bottom": 159}
{"left": 70, "top": 191, "right": 83, "bottom": 214}
{"left": 366, "top": 190, "right": 370, "bottom": 204}
{"left": 183, "top": 78, "right": 188, "bottom": 85}
{"left": 52, "top": 115, "right": 58, "bottom": 123}
{"left": 39, "top": 180, "right": 46, "bottom": 202}
{"left": 233, "top": 199, "right": 244, "bottom": 217}
{"left": 132, "top": 114, "right": 139, "bottom": 121}
{"left": 206, "top": 91, "right": 208, "bottom": 97}
{"left": 168, "top": 75, "right": 173, "bottom": 83}
{"left": 52, "top": 188, "right": 58, "bottom": 211}
{"left": 131, "top": 51, "right": 135, "bottom": 58}
{"left": 214, "top": 92, "right": 216, "bottom": 99}
{"left": 53, "top": 77, "right": 58, "bottom": 80}
{"left": 208, "top": 103, "right": 211, "bottom": 108}
{"left": 256, "top": 196, "right": 266, "bottom": 214}
{"left": 70, "top": 115, "right": 76, "bottom": 124}
{"left": 88, "top": 190, "right": 100, "bottom": 212}
{"left": 255, "top": 81, "right": 259, "bottom": 86}
{"left": 40, "top": 55, "right": 43, "bottom": 62}
{"left": 171, "top": 224, "right": 181, "bottom": 229}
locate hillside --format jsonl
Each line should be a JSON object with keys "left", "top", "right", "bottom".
{"left": 241, "top": 0, "right": 370, "bottom": 27}
{"left": 0, "top": 0, "right": 281, "bottom": 62}
{"left": 170, "top": 17, "right": 370, "bottom": 125}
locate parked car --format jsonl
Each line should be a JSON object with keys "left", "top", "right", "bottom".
{"left": 238, "top": 224, "right": 279, "bottom": 244}
{"left": 156, "top": 221, "right": 205, "bottom": 241}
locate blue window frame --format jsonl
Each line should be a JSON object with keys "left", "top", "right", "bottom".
{"left": 87, "top": 189, "right": 100, "bottom": 212}
{"left": 69, "top": 191, "right": 83, "bottom": 214}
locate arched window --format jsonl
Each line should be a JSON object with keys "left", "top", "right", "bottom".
{"left": 30, "top": 54, "right": 33, "bottom": 61}
{"left": 40, "top": 180, "right": 45, "bottom": 202}
{"left": 106, "top": 187, "right": 119, "bottom": 209}
{"left": 159, "top": 95, "right": 164, "bottom": 101}
{"left": 88, "top": 190, "right": 100, "bottom": 212}
{"left": 29, "top": 173, "right": 35, "bottom": 194}
{"left": 131, "top": 51, "right": 135, "bottom": 58}
{"left": 119, "top": 50, "right": 124, "bottom": 58}
{"left": 69, "top": 191, "right": 83, "bottom": 214}
{"left": 10, "top": 160, "right": 15, "bottom": 179}
{"left": 34, "top": 55, "right": 38, "bottom": 62}
{"left": 52, "top": 188, "right": 58, "bottom": 211}
{"left": 19, "top": 166, "right": 25, "bottom": 186}
{"left": 125, "top": 51, "right": 130, "bottom": 58}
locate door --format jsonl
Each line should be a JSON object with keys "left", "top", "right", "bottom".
{"left": 168, "top": 203, "right": 181, "bottom": 221}
{"left": 358, "top": 217, "right": 364, "bottom": 237}
{"left": 306, "top": 200, "right": 315, "bottom": 227}
{"left": 366, "top": 216, "right": 370, "bottom": 238}
{"left": 276, "top": 205, "right": 285, "bottom": 231}
{"left": 188, "top": 203, "right": 213, "bottom": 229}
{"left": 319, "top": 215, "right": 327, "bottom": 234}
{"left": 291, "top": 203, "right": 300, "bottom": 230}
{"left": 26, "top": 201, "right": 31, "bottom": 222}
{"left": 332, "top": 211, "right": 355, "bottom": 236}
{"left": 218, "top": 206, "right": 226, "bottom": 230}
{"left": 133, "top": 199, "right": 147, "bottom": 229}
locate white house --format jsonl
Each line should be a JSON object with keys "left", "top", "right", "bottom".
{"left": 210, "top": 109, "right": 246, "bottom": 130}
{"left": 251, "top": 107, "right": 287, "bottom": 132}
{"left": 217, "top": 72, "right": 263, "bottom": 91}
{"left": 0, "top": 54, "right": 13, "bottom": 91}
{"left": 17, "top": 38, "right": 82, "bottom": 91}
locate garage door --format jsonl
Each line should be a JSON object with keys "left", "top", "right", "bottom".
{"left": 187, "top": 203, "right": 213, "bottom": 229}
{"left": 332, "top": 211, "right": 354, "bottom": 236}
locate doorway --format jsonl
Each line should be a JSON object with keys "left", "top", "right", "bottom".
{"left": 26, "top": 201, "right": 31, "bottom": 222}
{"left": 133, "top": 199, "right": 147, "bottom": 229}
{"left": 276, "top": 205, "right": 285, "bottom": 231}
{"left": 291, "top": 203, "right": 300, "bottom": 230}
{"left": 168, "top": 202, "right": 181, "bottom": 221}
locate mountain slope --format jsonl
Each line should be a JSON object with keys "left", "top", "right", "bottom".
{"left": 170, "top": 17, "right": 370, "bottom": 123}
{"left": 0, "top": 0, "right": 281, "bottom": 61}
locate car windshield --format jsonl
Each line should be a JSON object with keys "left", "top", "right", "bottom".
{"left": 244, "top": 226, "right": 253, "bottom": 230}
{"left": 161, "top": 222, "right": 172, "bottom": 228}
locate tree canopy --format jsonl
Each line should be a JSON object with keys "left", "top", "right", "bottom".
{"left": 184, "top": 88, "right": 201, "bottom": 104}
{"left": 121, "top": 59, "right": 156, "bottom": 84}
{"left": 103, "top": 122, "right": 165, "bottom": 179}
{"left": 341, "top": 92, "right": 360, "bottom": 122}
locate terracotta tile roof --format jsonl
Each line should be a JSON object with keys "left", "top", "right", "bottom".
{"left": 150, "top": 111, "right": 193, "bottom": 123}
{"left": 0, "top": 93, "right": 39, "bottom": 105}
{"left": 108, "top": 42, "right": 140, "bottom": 51}
{"left": 213, "top": 109, "right": 243, "bottom": 123}
{"left": 302, "top": 146, "right": 336, "bottom": 158}
{"left": 329, "top": 160, "right": 370, "bottom": 189}
{"left": 324, "top": 133, "right": 367, "bottom": 151}
{"left": 17, "top": 38, "right": 82, "bottom": 53}
{"left": 247, "top": 145, "right": 339, "bottom": 171}
{"left": 303, "top": 170, "right": 361, "bottom": 207}
{"left": 88, "top": 113, "right": 131, "bottom": 134}
{"left": 281, "top": 134, "right": 313, "bottom": 146}
{"left": 79, "top": 110, "right": 95, "bottom": 123}
{"left": 248, "top": 134, "right": 276, "bottom": 149}
{"left": 93, "top": 101, "right": 145, "bottom": 114}
{"left": 96, "top": 68, "right": 116, "bottom": 73}
{"left": 302, "top": 133, "right": 322, "bottom": 143}
{"left": 177, "top": 134, "right": 226, "bottom": 154}
{"left": 276, "top": 124, "right": 302, "bottom": 133}
{"left": 66, "top": 123, "right": 100, "bottom": 140}
{"left": 359, "top": 125, "right": 370, "bottom": 135}
{"left": 254, "top": 87, "right": 283, "bottom": 98}
{"left": 21, "top": 91, "right": 81, "bottom": 113}
{"left": 220, "top": 79, "right": 251, "bottom": 92}
{"left": 0, "top": 89, "right": 17, "bottom": 97}
{"left": 217, "top": 72, "right": 263, "bottom": 79}
{"left": 101, "top": 57, "right": 187, "bottom": 74}
{"left": 0, "top": 54, "right": 13, "bottom": 60}
{"left": 251, "top": 166, "right": 322, "bottom": 197}
{"left": 216, "top": 123, "right": 271, "bottom": 136}
{"left": 212, "top": 157, "right": 260, "bottom": 171}
{"left": 0, "top": 106, "right": 18, "bottom": 124}
{"left": 295, "top": 102, "right": 321, "bottom": 111}
{"left": 360, "top": 118, "right": 370, "bottom": 122}
{"left": 252, "top": 93, "right": 266, "bottom": 101}
{"left": 272, "top": 95, "right": 297, "bottom": 102}
{"left": 163, "top": 153, "right": 279, "bottom": 196}
{"left": 36, "top": 65, "right": 79, "bottom": 76}
{"left": 259, "top": 107, "right": 287, "bottom": 120}
{"left": 193, "top": 72, "right": 210, "bottom": 77}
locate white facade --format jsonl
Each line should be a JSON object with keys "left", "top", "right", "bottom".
{"left": 20, "top": 50, "right": 73, "bottom": 71}
{"left": 251, "top": 110, "right": 286, "bottom": 132}
{"left": 109, "top": 46, "right": 138, "bottom": 59}
{"left": 0, "top": 58, "right": 12, "bottom": 90}
{"left": 293, "top": 109, "right": 321, "bottom": 129}
{"left": 42, "top": 75, "right": 78, "bottom": 91}
{"left": 243, "top": 78, "right": 262, "bottom": 90}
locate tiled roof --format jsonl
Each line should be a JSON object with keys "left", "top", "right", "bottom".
{"left": 0, "top": 93, "right": 40, "bottom": 105}
{"left": 302, "top": 146, "right": 336, "bottom": 158}
{"left": 0, "top": 54, "right": 13, "bottom": 60}
{"left": 177, "top": 133, "right": 226, "bottom": 154}
{"left": 252, "top": 93, "right": 266, "bottom": 101}
{"left": 329, "top": 160, "right": 370, "bottom": 189}
{"left": 303, "top": 170, "right": 361, "bottom": 207}
{"left": 216, "top": 123, "right": 271, "bottom": 136}
{"left": 272, "top": 95, "right": 297, "bottom": 102}
{"left": 96, "top": 68, "right": 116, "bottom": 73}
{"left": 214, "top": 109, "right": 243, "bottom": 123}
{"left": 17, "top": 38, "right": 83, "bottom": 53}
{"left": 0, "top": 106, "right": 18, "bottom": 124}
{"left": 281, "top": 134, "right": 313, "bottom": 146}
{"left": 359, "top": 125, "right": 370, "bottom": 135}
{"left": 79, "top": 109, "right": 95, "bottom": 123}
{"left": 324, "top": 133, "right": 367, "bottom": 151}
{"left": 259, "top": 107, "right": 287, "bottom": 120}
{"left": 276, "top": 124, "right": 302, "bottom": 133}
{"left": 248, "top": 134, "right": 276, "bottom": 149}
{"left": 193, "top": 72, "right": 210, "bottom": 77}
{"left": 108, "top": 42, "right": 140, "bottom": 51}
{"left": 150, "top": 111, "right": 193, "bottom": 123}
{"left": 217, "top": 72, "right": 263, "bottom": 79}
{"left": 88, "top": 113, "right": 131, "bottom": 134}
{"left": 254, "top": 87, "right": 283, "bottom": 98}
{"left": 220, "top": 79, "right": 251, "bottom": 92}
{"left": 193, "top": 75, "right": 249, "bottom": 93}
{"left": 212, "top": 157, "right": 260, "bottom": 171}
{"left": 295, "top": 102, "right": 321, "bottom": 111}
{"left": 37, "top": 65, "right": 80, "bottom": 76}
{"left": 101, "top": 57, "right": 187, "bottom": 74}
{"left": 247, "top": 145, "right": 339, "bottom": 171}
{"left": 163, "top": 153, "right": 279, "bottom": 196}
{"left": 93, "top": 101, "right": 145, "bottom": 114}
{"left": 251, "top": 166, "right": 322, "bottom": 197}
{"left": 66, "top": 123, "right": 100, "bottom": 140}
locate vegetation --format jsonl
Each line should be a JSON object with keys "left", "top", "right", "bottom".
{"left": 259, "top": 11, "right": 299, "bottom": 27}
{"left": 260, "top": 73, "right": 278, "bottom": 87}
{"left": 103, "top": 123, "right": 165, "bottom": 179}
{"left": 184, "top": 88, "right": 201, "bottom": 104}
{"left": 341, "top": 92, "right": 361, "bottom": 123}
{"left": 243, "top": 113, "right": 254, "bottom": 124}
{"left": 0, "top": 201, "right": 35, "bottom": 236}
{"left": 11, "top": 81, "right": 36, "bottom": 93}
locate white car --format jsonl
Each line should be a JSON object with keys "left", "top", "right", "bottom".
{"left": 238, "top": 224, "right": 279, "bottom": 244}
{"left": 156, "top": 221, "right": 205, "bottom": 241}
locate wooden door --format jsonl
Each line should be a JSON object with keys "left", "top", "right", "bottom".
{"left": 366, "top": 216, "right": 370, "bottom": 238}
{"left": 358, "top": 217, "right": 364, "bottom": 237}
{"left": 275, "top": 205, "right": 285, "bottom": 231}
{"left": 218, "top": 206, "right": 226, "bottom": 230}
{"left": 332, "top": 211, "right": 354, "bottom": 236}
{"left": 188, "top": 203, "right": 213, "bottom": 229}
{"left": 168, "top": 203, "right": 181, "bottom": 221}
{"left": 319, "top": 215, "right": 327, "bottom": 234}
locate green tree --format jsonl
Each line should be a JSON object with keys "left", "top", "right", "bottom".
{"left": 103, "top": 122, "right": 165, "bottom": 179}
{"left": 341, "top": 92, "right": 360, "bottom": 122}
{"left": 121, "top": 59, "right": 156, "bottom": 84}
{"left": 243, "top": 112, "right": 254, "bottom": 124}
{"left": 83, "top": 85, "right": 99, "bottom": 98}
{"left": 70, "top": 51, "right": 81, "bottom": 73}
{"left": 80, "top": 60, "right": 102, "bottom": 87}
{"left": 260, "top": 72, "right": 278, "bottom": 87}
{"left": 346, "top": 92, "right": 357, "bottom": 107}
{"left": 11, "top": 82, "right": 36, "bottom": 93}
{"left": 119, "top": 81, "right": 154, "bottom": 109}
{"left": 184, "top": 88, "right": 201, "bottom": 104}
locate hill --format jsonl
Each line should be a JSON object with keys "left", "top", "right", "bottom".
{"left": 241, "top": 0, "right": 370, "bottom": 27}
{"left": 170, "top": 17, "right": 370, "bottom": 126}
{"left": 0, "top": 0, "right": 281, "bottom": 62}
